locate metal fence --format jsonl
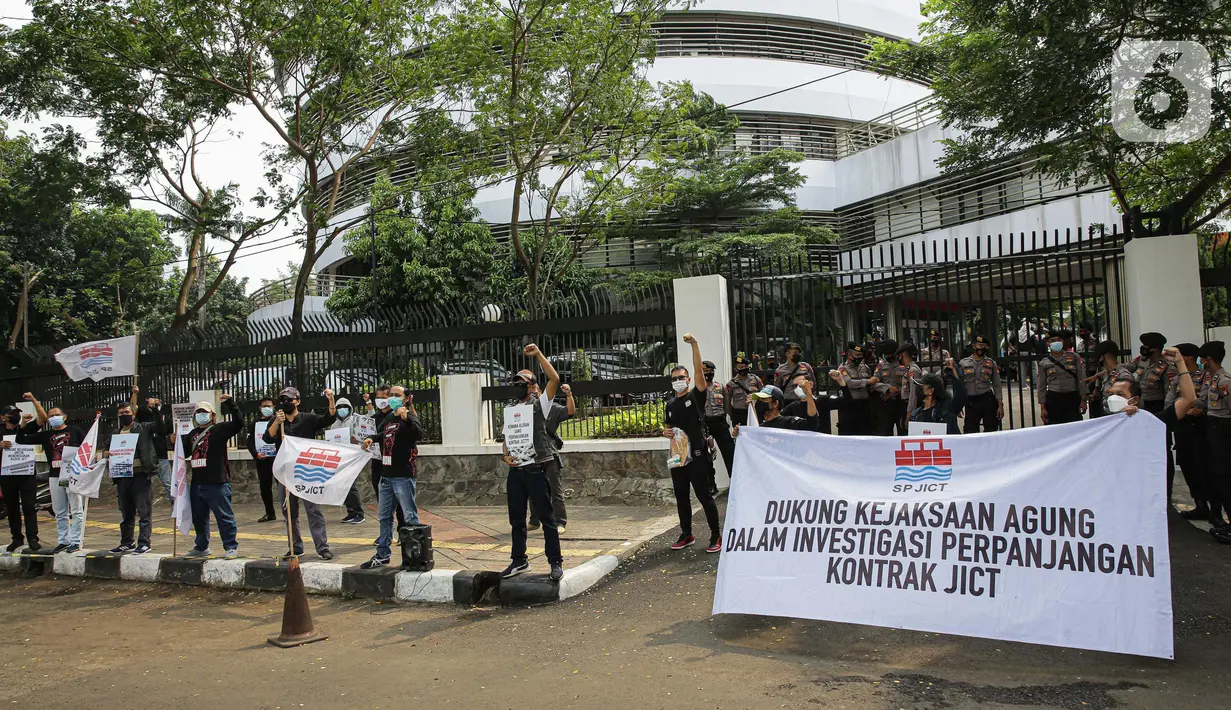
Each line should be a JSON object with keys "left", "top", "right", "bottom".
{"left": 1200, "top": 232, "right": 1231, "bottom": 334}
{"left": 721, "top": 226, "right": 1132, "bottom": 430}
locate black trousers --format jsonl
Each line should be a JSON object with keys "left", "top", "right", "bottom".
{"left": 117, "top": 475, "right": 153, "bottom": 547}
{"left": 1, "top": 477, "right": 38, "bottom": 545}
{"left": 371, "top": 460, "right": 406, "bottom": 527}
{"left": 529, "top": 455, "right": 568, "bottom": 527}
{"left": 1175, "top": 417, "right": 1211, "bottom": 509}
{"left": 706, "top": 416, "right": 736, "bottom": 476}
{"left": 964, "top": 392, "right": 1000, "bottom": 433}
{"left": 877, "top": 399, "right": 907, "bottom": 436}
{"left": 1044, "top": 391, "right": 1082, "bottom": 424}
{"left": 508, "top": 461, "right": 563, "bottom": 565}
{"left": 1207, "top": 418, "right": 1231, "bottom": 520}
{"left": 256, "top": 458, "right": 277, "bottom": 518}
{"left": 671, "top": 458, "right": 721, "bottom": 542}
{"left": 838, "top": 398, "right": 871, "bottom": 436}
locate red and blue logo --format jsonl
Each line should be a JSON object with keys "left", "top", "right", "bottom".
{"left": 294, "top": 447, "right": 342, "bottom": 483}
{"left": 79, "top": 343, "right": 113, "bottom": 370}
{"left": 894, "top": 439, "right": 953, "bottom": 482}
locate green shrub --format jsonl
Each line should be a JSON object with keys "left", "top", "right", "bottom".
{"left": 587, "top": 403, "right": 664, "bottom": 439}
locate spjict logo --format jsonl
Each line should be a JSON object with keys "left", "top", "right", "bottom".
{"left": 893, "top": 438, "right": 952, "bottom": 493}
{"left": 79, "top": 343, "right": 114, "bottom": 370}
{"left": 294, "top": 447, "right": 342, "bottom": 483}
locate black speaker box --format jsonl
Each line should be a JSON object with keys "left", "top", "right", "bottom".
{"left": 398, "top": 523, "right": 434, "bottom": 571}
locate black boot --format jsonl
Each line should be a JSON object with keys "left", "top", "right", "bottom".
{"left": 1181, "top": 502, "right": 1211, "bottom": 520}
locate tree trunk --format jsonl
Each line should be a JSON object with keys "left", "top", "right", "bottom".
{"left": 176, "top": 228, "right": 204, "bottom": 317}
{"left": 7, "top": 278, "right": 26, "bottom": 350}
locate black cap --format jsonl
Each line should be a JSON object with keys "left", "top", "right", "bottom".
{"left": 1176, "top": 343, "right": 1200, "bottom": 358}
{"left": 1200, "top": 341, "right": 1226, "bottom": 361}
{"left": 895, "top": 342, "right": 918, "bottom": 357}
{"left": 512, "top": 370, "right": 537, "bottom": 386}
{"left": 702, "top": 360, "right": 716, "bottom": 370}
{"left": 878, "top": 340, "right": 898, "bottom": 358}
{"left": 766, "top": 351, "right": 778, "bottom": 360}
{"left": 785, "top": 342, "right": 801, "bottom": 352}
{"left": 1049, "top": 328, "right": 1073, "bottom": 338}
{"left": 973, "top": 335, "right": 990, "bottom": 347}
{"left": 1094, "top": 340, "right": 1120, "bottom": 359}
{"left": 734, "top": 355, "right": 751, "bottom": 367}
{"left": 0, "top": 405, "right": 17, "bottom": 416}
{"left": 1140, "top": 332, "right": 1166, "bottom": 350}
{"left": 278, "top": 386, "right": 301, "bottom": 400}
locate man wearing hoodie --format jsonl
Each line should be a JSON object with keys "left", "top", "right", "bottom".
{"left": 329, "top": 396, "right": 367, "bottom": 524}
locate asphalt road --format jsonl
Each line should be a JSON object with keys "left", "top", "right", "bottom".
{"left": 2, "top": 506, "right": 1229, "bottom": 709}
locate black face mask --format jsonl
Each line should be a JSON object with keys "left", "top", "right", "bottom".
{"left": 975, "top": 347, "right": 988, "bottom": 357}
{"left": 931, "top": 339, "right": 941, "bottom": 347}
{"left": 737, "top": 368, "right": 749, "bottom": 375}
{"left": 755, "top": 401, "right": 770, "bottom": 419}
{"left": 704, "top": 372, "right": 715, "bottom": 383}
{"left": 280, "top": 401, "right": 297, "bottom": 414}
{"left": 6, "top": 413, "right": 19, "bottom": 425}
{"left": 1140, "top": 345, "right": 1153, "bottom": 358}
{"left": 897, "top": 356, "right": 906, "bottom": 366}
{"left": 119, "top": 414, "right": 134, "bottom": 427}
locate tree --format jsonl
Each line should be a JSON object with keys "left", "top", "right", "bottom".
{"left": 326, "top": 173, "right": 499, "bottom": 320}
{"left": 257, "top": 262, "right": 302, "bottom": 307}
{"left": 448, "top": 0, "right": 690, "bottom": 318}
{"left": 2, "top": 0, "right": 454, "bottom": 341}
{"left": 870, "top": 0, "right": 1231, "bottom": 235}
{"left": 140, "top": 257, "right": 251, "bottom": 334}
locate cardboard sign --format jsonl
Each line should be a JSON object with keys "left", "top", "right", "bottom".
{"left": 254, "top": 421, "right": 277, "bottom": 458}
{"left": 503, "top": 403, "right": 535, "bottom": 467}
{"left": 107, "top": 433, "right": 139, "bottom": 478}
{"left": 325, "top": 428, "right": 349, "bottom": 444}
{"left": 0, "top": 434, "right": 35, "bottom": 476}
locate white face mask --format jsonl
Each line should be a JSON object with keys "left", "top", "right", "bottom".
{"left": 375, "top": 398, "right": 389, "bottom": 410}
{"left": 672, "top": 380, "right": 689, "bottom": 393}
{"left": 1106, "top": 394, "right": 1129, "bottom": 413}
{"left": 794, "top": 386, "right": 805, "bottom": 399}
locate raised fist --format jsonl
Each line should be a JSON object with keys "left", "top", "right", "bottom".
{"left": 21, "top": 392, "right": 33, "bottom": 401}
{"left": 363, "top": 393, "right": 371, "bottom": 404}
{"left": 219, "top": 393, "right": 232, "bottom": 402}
{"left": 523, "top": 343, "right": 540, "bottom": 357}
{"left": 561, "top": 384, "right": 572, "bottom": 396}
{"left": 682, "top": 333, "right": 697, "bottom": 345}
{"left": 324, "top": 388, "right": 335, "bottom": 399}
{"left": 132, "top": 385, "right": 140, "bottom": 394}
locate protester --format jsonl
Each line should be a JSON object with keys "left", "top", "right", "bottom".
{"left": 773, "top": 342, "right": 815, "bottom": 389}
{"left": 0, "top": 406, "right": 39, "bottom": 552}
{"left": 529, "top": 383, "right": 573, "bottom": 533}
{"left": 1169, "top": 344, "right": 1215, "bottom": 522}
{"left": 744, "top": 382, "right": 820, "bottom": 430}
{"left": 364, "top": 386, "right": 405, "bottom": 530}
{"left": 245, "top": 397, "right": 279, "bottom": 522}
{"left": 920, "top": 329, "right": 952, "bottom": 375}
{"left": 725, "top": 355, "right": 763, "bottom": 427}
{"left": 360, "top": 384, "right": 423, "bottom": 569}
{"left": 1088, "top": 341, "right": 1135, "bottom": 419}
{"left": 701, "top": 360, "right": 736, "bottom": 486}
{"left": 499, "top": 344, "right": 566, "bottom": 579}
{"left": 782, "top": 372, "right": 823, "bottom": 431}
{"left": 106, "top": 395, "right": 159, "bottom": 554}
{"left": 263, "top": 387, "right": 338, "bottom": 559}
{"left": 18, "top": 392, "right": 84, "bottom": 553}
{"left": 1038, "top": 329, "right": 1088, "bottom": 425}
{"left": 663, "top": 334, "right": 722, "bottom": 555}
{"left": 329, "top": 396, "right": 367, "bottom": 524}
{"left": 830, "top": 343, "right": 873, "bottom": 435}
{"left": 136, "top": 393, "right": 173, "bottom": 503}
{"left": 1195, "top": 342, "right": 1231, "bottom": 537}
{"left": 957, "top": 335, "right": 1002, "bottom": 433}
{"left": 182, "top": 396, "right": 244, "bottom": 559}
{"left": 911, "top": 359, "right": 966, "bottom": 434}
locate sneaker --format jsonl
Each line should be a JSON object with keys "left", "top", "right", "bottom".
{"left": 706, "top": 540, "right": 722, "bottom": 554}
{"left": 671, "top": 534, "right": 695, "bottom": 551}
{"left": 341, "top": 514, "right": 365, "bottom": 525}
{"left": 5, "top": 540, "right": 20, "bottom": 553}
{"left": 50, "top": 543, "right": 69, "bottom": 554}
{"left": 319, "top": 550, "right": 334, "bottom": 561}
{"left": 110, "top": 544, "right": 135, "bottom": 554}
{"left": 558, "top": 522, "right": 567, "bottom": 533}
{"left": 257, "top": 514, "right": 276, "bottom": 523}
{"left": 224, "top": 549, "right": 239, "bottom": 560}
{"left": 133, "top": 544, "right": 151, "bottom": 555}
{"left": 27, "top": 539, "right": 40, "bottom": 552}
{"left": 550, "top": 563, "right": 564, "bottom": 582}
{"left": 527, "top": 522, "right": 541, "bottom": 531}
{"left": 284, "top": 550, "right": 303, "bottom": 559}
{"left": 360, "top": 556, "right": 390, "bottom": 570}
{"left": 184, "top": 548, "right": 210, "bottom": 558}
{"left": 501, "top": 561, "right": 530, "bottom": 578}
{"left": 64, "top": 544, "right": 80, "bottom": 553}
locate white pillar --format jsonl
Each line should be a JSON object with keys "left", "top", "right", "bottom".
{"left": 673, "top": 275, "right": 733, "bottom": 489}
{"left": 439, "top": 374, "right": 489, "bottom": 447}
{"left": 1123, "top": 235, "right": 1205, "bottom": 346}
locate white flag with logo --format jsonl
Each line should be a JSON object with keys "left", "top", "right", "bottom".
{"left": 170, "top": 430, "right": 192, "bottom": 536}
{"left": 66, "top": 415, "right": 107, "bottom": 498}
{"left": 271, "top": 435, "right": 369, "bottom": 506}
{"left": 54, "top": 335, "right": 138, "bottom": 382}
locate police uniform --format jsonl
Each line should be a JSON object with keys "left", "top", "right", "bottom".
{"left": 725, "top": 356, "right": 763, "bottom": 427}
{"left": 867, "top": 340, "right": 895, "bottom": 437}
{"left": 702, "top": 368, "right": 736, "bottom": 478}
{"left": 958, "top": 335, "right": 1001, "bottom": 433}
{"left": 1132, "top": 333, "right": 1178, "bottom": 414}
{"left": 1199, "top": 342, "right": 1231, "bottom": 532}
{"left": 1169, "top": 344, "right": 1214, "bottom": 521}
{"left": 920, "top": 329, "right": 951, "bottom": 375}
{"left": 1038, "top": 331, "right": 1088, "bottom": 424}
{"left": 836, "top": 344, "right": 873, "bottom": 435}
{"left": 873, "top": 343, "right": 921, "bottom": 435}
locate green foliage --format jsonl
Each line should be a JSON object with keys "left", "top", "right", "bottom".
{"left": 870, "top": 0, "right": 1231, "bottom": 234}
{"left": 582, "top": 403, "right": 665, "bottom": 440}
{"left": 381, "top": 359, "right": 439, "bottom": 392}
{"left": 1200, "top": 232, "right": 1230, "bottom": 327}
{"left": 139, "top": 257, "right": 251, "bottom": 334}
{"left": 257, "top": 262, "right": 301, "bottom": 305}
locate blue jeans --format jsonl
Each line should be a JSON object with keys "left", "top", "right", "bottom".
{"left": 375, "top": 477, "right": 419, "bottom": 560}
{"left": 189, "top": 483, "right": 238, "bottom": 552}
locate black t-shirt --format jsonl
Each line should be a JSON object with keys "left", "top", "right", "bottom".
{"left": 546, "top": 403, "right": 570, "bottom": 449}
{"left": 18, "top": 423, "right": 86, "bottom": 472}
{"left": 1151, "top": 406, "right": 1179, "bottom": 428}
{"left": 665, "top": 388, "right": 708, "bottom": 461}
{"left": 763, "top": 414, "right": 818, "bottom": 431}
{"left": 262, "top": 410, "right": 338, "bottom": 448}
{"left": 179, "top": 400, "right": 245, "bottom": 485}
{"left": 379, "top": 413, "right": 423, "bottom": 478}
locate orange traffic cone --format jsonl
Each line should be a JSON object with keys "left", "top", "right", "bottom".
{"left": 267, "top": 556, "right": 328, "bottom": 648}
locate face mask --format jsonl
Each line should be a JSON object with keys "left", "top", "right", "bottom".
{"left": 931, "top": 339, "right": 941, "bottom": 346}
{"left": 280, "top": 401, "right": 297, "bottom": 414}
{"left": 755, "top": 401, "right": 770, "bottom": 419}
{"left": 375, "top": 398, "right": 389, "bottom": 410}
{"left": 897, "top": 356, "right": 906, "bottom": 365}
{"left": 704, "top": 372, "right": 715, "bottom": 383}
{"left": 6, "top": 413, "right": 19, "bottom": 425}
{"left": 672, "top": 380, "right": 689, "bottom": 393}
{"left": 48, "top": 415, "right": 65, "bottom": 429}
{"left": 387, "top": 396, "right": 404, "bottom": 410}
{"left": 737, "top": 368, "right": 749, "bottom": 375}
{"left": 260, "top": 406, "right": 274, "bottom": 417}
{"left": 1106, "top": 394, "right": 1129, "bottom": 413}
{"left": 1049, "top": 342, "right": 1064, "bottom": 353}
{"left": 337, "top": 407, "right": 351, "bottom": 419}
{"left": 794, "top": 386, "right": 805, "bottom": 399}
{"left": 194, "top": 412, "right": 212, "bottom": 426}
{"left": 1140, "top": 346, "right": 1153, "bottom": 358}
{"left": 787, "top": 352, "right": 799, "bottom": 362}
{"left": 118, "top": 414, "right": 134, "bottom": 427}
{"left": 975, "top": 348, "right": 987, "bottom": 356}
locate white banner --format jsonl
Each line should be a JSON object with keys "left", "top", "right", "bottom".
{"left": 107, "top": 433, "right": 139, "bottom": 479}
{"left": 713, "top": 416, "right": 1173, "bottom": 659}
{"left": 170, "top": 429, "right": 192, "bottom": 536}
{"left": 271, "top": 435, "right": 369, "bottom": 506}
{"left": 1, "top": 434, "right": 35, "bottom": 476}
{"left": 65, "top": 416, "right": 106, "bottom": 498}
{"left": 54, "top": 336, "right": 138, "bottom": 382}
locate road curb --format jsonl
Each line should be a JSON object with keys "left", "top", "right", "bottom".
{"left": 1, "top": 550, "right": 623, "bottom": 606}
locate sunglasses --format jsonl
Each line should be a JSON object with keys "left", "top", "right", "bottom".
{"left": 671, "top": 375, "right": 688, "bottom": 382}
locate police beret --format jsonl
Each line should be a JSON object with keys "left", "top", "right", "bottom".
{"left": 1200, "top": 341, "right": 1226, "bottom": 361}
{"left": 1050, "top": 329, "right": 1074, "bottom": 338}
{"left": 973, "top": 335, "right": 990, "bottom": 346}
{"left": 878, "top": 340, "right": 898, "bottom": 357}
{"left": 1139, "top": 332, "right": 1167, "bottom": 350}
{"left": 785, "top": 342, "right": 802, "bottom": 351}
{"left": 851, "top": 344, "right": 864, "bottom": 355}
{"left": 929, "top": 328, "right": 941, "bottom": 338}
{"left": 702, "top": 360, "right": 716, "bottom": 369}
{"left": 1176, "top": 343, "right": 1200, "bottom": 358}
{"left": 734, "top": 355, "right": 750, "bottom": 366}
{"left": 895, "top": 342, "right": 918, "bottom": 357}
{"left": 1093, "top": 340, "right": 1120, "bottom": 359}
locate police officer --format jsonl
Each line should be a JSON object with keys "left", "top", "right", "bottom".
{"left": 1197, "top": 342, "right": 1231, "bottom": 538}
{"left": 872, "top": 342, "right": 919, "bottom": 435}
{"left": 725, "top": 355, "right": 763, "bottom": 427}
{"left": 751, "top": 351, "right": 779, "bottom": 384}
{"left": 868, "top": 339, "right": 898, "bottom": 436}
{"left": 958, "top": 335, "right": 1003, "bottom": 433}
{"left": 701, "top": 360, "right": 736, "bottom": 484}
{"left": 921, "top": 329, "right": 951, "bottom": 375}
{"left": 1169, "top": 344, "right": 1214, "bottom": 522}
{"left": 773, "top": 342, "right": 815, "bottom": 389}
{"left": 1133, "top": 332, "right": 1178, "bottom": 415}
{"left": 1088, "top": 340, "right": 1135, "bottom": 418}
{"left": 1039, "top": 329, "right": 1088, "bottom": 425}
{"left": 830, "top": 343, "right": 873, "bottom": 435}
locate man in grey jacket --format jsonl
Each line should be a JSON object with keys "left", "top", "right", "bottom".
{"left": 108, "top": 398, "right": 159, "bottom": 554}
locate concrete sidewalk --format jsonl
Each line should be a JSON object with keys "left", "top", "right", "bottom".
{"left": 52, "top": 498, "right": 678, "bottom": 571}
